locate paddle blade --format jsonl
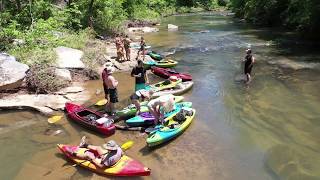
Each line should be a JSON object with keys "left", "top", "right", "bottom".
{"left": 95, "top": 99, "right": 108, "bottom": 106}
{"left": 48, "top": 115, "right": 63, "bottom": 124}
{"left": 121, "top": 140, "right": 134, "bottom": 151}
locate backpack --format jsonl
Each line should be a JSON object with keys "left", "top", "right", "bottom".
{"left": 173, "top": 108, "right": 193, "bottom": 123}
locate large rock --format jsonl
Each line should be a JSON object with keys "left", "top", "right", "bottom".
{"left": 168, "top": 24, "right": 178, "bottom": 31}
{"left": 55, "top": 46, "right": 85, "bottom": 69}
{"left": 55, "top": 68, "right": 72, "bottom": 81}
{"left": 128, "top": 27, "right": 159, "bottom": 33}
{"left": 0, "top": 94, "right": 69, "bottom": 115}
{"left": 0, "top": 53, "right": 29, "bottom": 90}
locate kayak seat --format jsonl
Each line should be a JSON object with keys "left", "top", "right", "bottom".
{"left": 96, "top": 117, "right": 113, "bottom": 127}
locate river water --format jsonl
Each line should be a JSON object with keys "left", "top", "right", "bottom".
{"left": 1, "top": 13, "right": 320, "bottom": 180}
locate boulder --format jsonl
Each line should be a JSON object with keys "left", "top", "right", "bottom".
{"left": 168, "top": 24, "right": 178, "bottom": 31}
{"left": 128, "top": 27, "right": 159, "bottom": 33}
{"left": 0, "top": 94, "right": 69, "bottom": 115}
{"left": 55, "top": 46, "right": 85, "bottom": 69}
{"left": 0, "top": 53, "right": 29, "bottom": 90}
{"left": 55, "top": 68, "right": 72, "bottom": 81}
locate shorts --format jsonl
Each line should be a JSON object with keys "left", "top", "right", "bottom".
{"left": 244, "top": 64, "right": 253, "bottom": 75}
{"left": 130, "top": 94, "right": 140, "bottom": 101}
{"left": 106, "top": 88, "right": 118, "bottom": 103}
{"left": 135, "top": 83, "right": 146, "bottom": 91}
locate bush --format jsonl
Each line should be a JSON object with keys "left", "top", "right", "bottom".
{"left": 26, "top": 64, "right": 68, "bottom": 94}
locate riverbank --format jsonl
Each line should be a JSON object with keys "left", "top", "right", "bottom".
{"left": 0, "top": 32, "right": 156, "bottom": 115}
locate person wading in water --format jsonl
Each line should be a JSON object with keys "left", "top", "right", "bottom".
{"left": 136, "top": 37, "right": 146, "bottom": 61}
{"left": 243, "top": 49, "right": 255, "bottom": 84}
{"left": 131, "top": 60, "right": 149, "bottom": 91}
{"left": 102, "top": 65, "right": 119, "bottom": 115}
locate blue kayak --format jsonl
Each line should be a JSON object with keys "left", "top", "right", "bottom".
{"left": 126, "top": 102, "right": 192, "bottom": 127}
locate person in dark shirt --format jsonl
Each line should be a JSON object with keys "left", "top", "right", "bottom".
{"left": 243, "top": 49, "right": 255, "bottom": 84}
{"left": 136, "top": 37, "right": 146, "bottom": 60}
{"left": 131, "top": 60, "right": 149, "bottom": 91}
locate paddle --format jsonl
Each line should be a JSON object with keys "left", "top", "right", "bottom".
{"left": 48, "top": 115, "right": 63, "bottom": 124}
{"left": 70, "top": 140, "right": 134, "bottom": 167}
{"left": 95, "top": 99, "right": 108, "bottom": 106}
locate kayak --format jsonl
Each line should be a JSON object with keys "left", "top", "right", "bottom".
{"left": 130, "top": 42, "right": 151, "bottom": 49}
{"left": 152, "top": 81, "right": 194, "bottom": 97}
{"left": 146, "top": 108, "right": 196, "bottom": 147}
{"left": 126, "top": 102, "right": 192, "bottom": 127}
{"left": 143, "top": 59, "right": 178, "bottom": 69}
{"left": 65, "top": 102, "right": 115, "bottom": 136}
{"left": 151, "top": 67, "right": 192, "bottom": 82}
{"left": 116, "top": 96, "right": 184, "bottom": 118}
{"left": 147, "top": 51, "right": 164, "bottom": 61}
{"left": 57, "top": 144, "right": 151, "bottom": 176}
{"left": 149, "top": 78, "right": 182, "bottom": 92}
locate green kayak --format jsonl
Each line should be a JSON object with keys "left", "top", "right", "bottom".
{"left": 116, "top": 96, "right": 184, "bottom": 118}
{"left": 143, "top": 59, "right": 178, "bottom": 69}
{"left": 147, "top": 52, "right": 164, "bottom": 61}
{"left": 149, "top": 78, "right": 182, "bottom": 92}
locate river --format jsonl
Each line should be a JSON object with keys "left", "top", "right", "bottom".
{"left": 1, "top": 12, "right": 320, "bottom": 180}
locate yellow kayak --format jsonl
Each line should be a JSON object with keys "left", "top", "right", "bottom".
{"left": 57, "top": 144, "right": 151, "bottom": 176}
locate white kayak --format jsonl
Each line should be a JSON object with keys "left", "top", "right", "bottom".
{"left": 152, "top": 81, "right": 194, "bottom": 97}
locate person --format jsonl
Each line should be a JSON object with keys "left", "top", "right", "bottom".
{"left": 67, "top": 136, "right": 123, "bottom": 168}
{"left": 131, "top": 60, "right": 149, "bottom": 91}
{"left": 115, "top": 34, "right": 125, "bottom": 62}
{"left": 123, "top": 35, "right": 132, "bottom": 61}
{"left": 147, "top": 94, "right": 175, "bottom": 124}
{"left": 102, "top": 65, "right": 119, "bottom": 115}
{"left": 243, "top": 48, "right": 255, "bottom": 84}
{"left": 130, "top": 89, "right": 154, "bottom": 115}
{"left": 136, "top": 37, "right": 146, "bottom": 60}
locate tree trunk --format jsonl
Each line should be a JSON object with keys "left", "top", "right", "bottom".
{"left": 15, "top": 0, "right": 21, "bottom": 11}
{"left": 88, "top": 0, "right": 94, "bottom": 28}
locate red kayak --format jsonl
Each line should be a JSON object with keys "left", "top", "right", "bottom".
{"left": 65, "top": 102, "right": 116, "bottom": 136}
{"left": 151, "top": 67, "right": 192, "bottom": 82}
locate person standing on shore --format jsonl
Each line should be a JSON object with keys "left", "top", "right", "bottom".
{"left": 131, "top": 60, "right": 149, "bottom": 91}
{"left": 115, "top": 34, "right": 125, "bottom": 62}
{"left": 102, "top": 65, "right": 119, "bottom": 115}
{"left": 123, "top": 35, "right": 132, "bottom": 61}
{"left": 243, "top": 49, "right": 255, "bottom": 84}
{"left": 136, "top": 37, "right": 146, "bottom": 61}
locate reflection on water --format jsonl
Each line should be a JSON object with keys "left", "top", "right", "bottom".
{"left": 0, "top": 13, "right": 320, "bottom": 179}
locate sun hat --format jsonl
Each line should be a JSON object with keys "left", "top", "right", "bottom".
{"left": 104, "top": 62, "right": 113, "bottom": 68}
{"left": 105, "top": 66, "right": 115, "bottom": 75}
{"left": 102, "top": 140, "right": 119, "bottom": 151}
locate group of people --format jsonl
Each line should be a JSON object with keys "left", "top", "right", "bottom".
{"left": 115, "top": 34, "right": 131, "bottom": 62}
{"left": 68, "top": 39, "right": 256, "bottom": 170}
{"left": 115, "top": 34, "right": 147, "bottom": 62}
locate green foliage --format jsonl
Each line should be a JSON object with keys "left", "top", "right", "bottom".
{"left": 229, "top": 0, "right": 320, "bottom": 36}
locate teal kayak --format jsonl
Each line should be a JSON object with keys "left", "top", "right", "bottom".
{"left": 147, "top": 52, "right": 164, "bottom": 61}
{"left": 126, "top": 102, "right": 192, "bottom": 127}
{"left": 146, "top": 108, "right": 196, "bottom": 147}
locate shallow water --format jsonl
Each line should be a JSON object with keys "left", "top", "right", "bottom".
{"left": 1, "top": 13, "right": 320, "bottom": 179}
